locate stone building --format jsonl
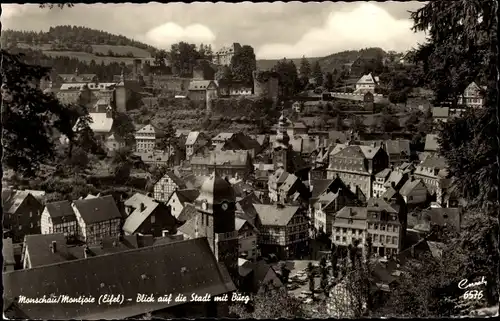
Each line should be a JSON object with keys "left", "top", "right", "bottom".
{"left": 212, "top": 43, "right": 242, "bottom": 66}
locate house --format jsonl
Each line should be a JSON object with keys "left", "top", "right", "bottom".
{"left": 236, "top": 217, "right": 259, "bottom": 261}
{"left": 135, "top": 124, "right": 156, "bottom": 153}
{"left": 154, "top": 171, "right": 187, "bottom": 203}
{"left": 383, "top": 140, "right": 410, "bottom": 165}
{"left": 187, "top": 80, "right": 218, "bottom": 101}
{"left": 354, "top": 73, "right": 379, "bottom": 94}
{"left": 398, "top": 177, "right": 429, "bottom": 208}
{"left": 424, "top": 134, "right": 440, "bottom": 155}
{"left": 458, "top": 82, "right": 486, "bottom": 108}
{"left": 71, "top": 195, "right": 122, "bottom": 245}
{"left": 134, "top": 150, "right": 171, "bottom": 167}
{"left": 3, "top": 237, "right": 15, "bottom": 272}
{"left": 4, "top": 238, "right": 236, "bottom": 320}
{"left": 253, "top": 204, "right": 309, "bottom": 260}
{"left": 373, "top": 168, "right": 392, "bottom": 198}
{"left": 40, "top": 200, "right": 78, "bottom": 241}
{"left": 212, "top": 132, "right": 234, "bottom": 146}
{"left": 216, "top": 132, "right": 262, "bottom": 158}
{"left": 185, "top": 131, "right": 209, "bottom": 159}
{"left": 238, "top": 259, "right": 284, "bottom": 294}
{"left": 254, "top": 163, "right": 275, "bottom": 191}
{"left": 332, "top": 198, "right": 401, "bottom": 258}
{"left": 123, "top": 193, "right": 176, "bottom": 237}
{"left": 327, "top": 144, "right": 390, "bottom": 199}
{"left": 412, "top": 208, "right": 462, "bottom": 235}
{"left": 167, "top": 189, "right": 200, "bottom": 218}
{"left": 104, "top": 134, "right": 125, "bottom": 153}
{"left": 21, "top": 233, "right": 73, "bottom": 269}
{"left": 268, "top": 171, "right": 309, "bottom": 204}
{"left": 432, "top": 107, "right": 449, "bottom": 123}
{"left": 190, "top": 150, "right": 253, "bottom": 180}
{"left": 2, "top": 190, "right": 44, "bottom": 243}
{"left": 414, "top": 156, "right": 449, "bottom": 201}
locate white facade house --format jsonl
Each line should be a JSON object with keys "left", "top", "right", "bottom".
{"left": 354, "top": 73, "right": 379, "bottom": 94}
{"left": 458, "top": 82, "right": 486, "bottom": 108}
{"left": 40, "top": 201, "right": 78, "bottom": 240}
{"left": 104, "top": 134, "right": 125, "bottom": 153}
{"left": 135, "top": 124, "right": 156, "bottom": 153}
{"left": 236, "top": 217, "right": 258, "bottom": 261}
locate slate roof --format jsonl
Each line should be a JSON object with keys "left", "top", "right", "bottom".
{"left": 236, "top": 193, "right": 261, "bottom": 224}
{"left": 162, "top": 171, "right": 187, "bottom": 189}
{"left": 44, "top": 200, "right": 77, "bottom": 225}
{"left": 123, "top": 193, "right": 160, "bottom": 235}
{"left": 366, "top": 198, "right": 398, "bottom": 213}
{"left": 185, "top": 131, "right": 201, "bottom": 145}
{"left": 357, "top": 73, "right": 378, "bottom": 85}
{"left": 253, "top": 204, "right": 300, "bottom": 226}
{"left": 188, "top": 80, "right": 216, "bottom": 91}
{"left": 424, "top": 134, "right": 440, "bottom": 152}
{"left": 419, "top": 156, "right": 447, "bottom": 170}
{"left": 23, "top": 233, "right": 77, "bottom": 268}
{"left": 88, "top": 113, "right": 113, "bottom": 133}
{"left": 175, "top": 189, "right": 200, "bottom": 206}
{"left": 310, "top": 179, "right": 334, "bottom": 200}
{"left": 383, "top": 170, "right": 405, "bottom": 188}
{"left": 59, "top": 73, "right": 97, "bottom": 82}
{"left": 2, "top": 190, "right": 32, "bottom": 214}
{"left": 399, "top": 179, "right": 426, "bottom": 197}
{"left": 3, "top": 237, "right": 15, "bottom": 266}
{"left": 279, "top": 174, "right": 299, "bottom": 194}
{"left": 432, "top": 107, "right": 450, "bottom": 118}
{"left": 4, "top": 238, "right": 236, "bottom": 320}
{"left": 177, "top": 203, "right": 199, "bottom": 223}
{"left": 136, "top": 124, "right": 156, "bottom": 135}
{"left": 375, "top": 168, "right": 392, "bottom": 179}
{"left": 191, "top": 150, "right": 249, "bottom": 167}
{"left": 72, "top": 195, "right": 122, "bottom": 225}
{"left": 333, "top": 207, "right": 368, "bottom": 230}
{"left": 385, "top": 140, "right": 410, "bottom": 156}
{"left": 328, "top": 131, "right": 348, "bottom": 144}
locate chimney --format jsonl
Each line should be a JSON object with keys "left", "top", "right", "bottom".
{"left": 277, "top": 203, "right": 285, "bottom": 209}
{"left": 391, "top": 181, "right": 396, "bottom": 188}
{"left": 410, "top": 175, "right": 414, "bottom": 182}
{"left": 50, "top": 241, "right": 57, "bottom": 253}
{"left": 140, "top": 203, "right": 146, "bottom": 212}
{"left": 112, "top": 241, "right": 118, "bottom": 247}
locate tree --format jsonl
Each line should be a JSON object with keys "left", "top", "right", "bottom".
{"left": 312, "top": 61, "right": 323, "bottom": 87}
{"left": 350, "top": 115, "right": 367, "bottom": 134}
{"left": 229, "top": 283, "right": 306, "bottom": 318}
{"left": 113, "top": 112, "right": 136, "bottom": 148}
{"left": 274, "top": 58, "right": 299, "bottom": 98}
{"left": 230, "top": 45, "right": 256, "bottom": 85}
{"left": 1, "top": 51, "right": 80, "bottom": 177}
{"left": 169, "top": 42, "right": 199, "bottom": 76}
{"left": 299, "top": 56, "right": 312, "bottom": 79}
{"left": 380, "top": 115, "right": 400, "bottom": 132}
{"left": 68, "top": 146, "right": 89, "bottom": 173}
{"left": 389, "top": 0, "right": 500, "bottom": 313}
{"left": 110, "top": 147, "right": 133, "bottom": 184}
{"left": 306, "top": 262, "right": 316, "bottom": 297}
{"left": 324, "top": 72, "right": 335, "bottom": 91}
{"left": 279, "top": 262, "right": 291, "bottom": 285}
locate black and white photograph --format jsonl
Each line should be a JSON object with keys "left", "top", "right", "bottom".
{"left": 1, "top": 1, "right": 499, "bottom": 319}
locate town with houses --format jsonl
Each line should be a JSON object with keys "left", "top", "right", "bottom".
{"left": 1, "top": 2, "right": 497, "bottom": 319}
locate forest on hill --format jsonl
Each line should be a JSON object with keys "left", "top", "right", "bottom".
{"left": 2, "top": 26, "right": 156, "bottom": 53}
{"left": 256, "top": 47, "right": 390, "bottom": 72}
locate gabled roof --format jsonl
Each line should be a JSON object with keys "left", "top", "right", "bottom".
{"left": 375, "top": 168, "right": 392, "bottom": 179}
{"left": 175, "top": 189, "right": 200, "bottom": 206}
{"left": 385, "top": 140, "right": 410, "bottom": 156}
{"left": 432, "top": 107, "right": 449, "bottom": 118}
{"left": 188, "top": 80, "right": 217, "bottom": 91}
{"left": 366, "top": 198, "right": 398, "bottom": 213}
{"left": 253, "top": 204, "right": 300, "bottom": 226}
{"left": 160, "top": 171, "right": 187, "bottom": 189}
{"left": 136, "top": 124, "right": 156, "bottom": 135}
{"left": 310, "top": 179, "right": 335, "bottom": 200}
{"left": 88, "top": 113, "right": 113, "bottom": 133}
{"left": 45, "top": 200, "right": 77, "bottom": 224}
{"left": 123, "top": 193, "right": 160, "bottom": 235}
{"left": 2, "top": 190, "right": 33, "bottom": 214}
{"left": 185, "top": 131, "right": 201, "bottom": 145}
{"left": 357, "top": 73, "right": 378, "bottom": 85}
{"left": 23, "top": 233, "right": 76, "bottom": 268}
{"left": 177, "top": 203, "right": 199, "bottom": 223}
{"left": 4, "top": 238, "right": 236, "bottom": 320}
{"left": 279, "top": 174, "right": 299, "bottom": 194}
{"left": 213, "top": 132, "right": 234, "bottom": 141}
{"left": 419, "top": 156, "right": 447, "bottom": 170}
{"left": 72, "top": 195, "right": 122, "bottom": 225}
{"left": 383, "top": 170, "right": 405, "bottom": 188}
{"left": 424, "top": 134, "right": 440, "bottom": 152}
{"left": 399, "top": 179, "right": 426, "bottom": 197}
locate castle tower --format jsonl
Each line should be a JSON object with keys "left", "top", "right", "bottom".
{"left": 273, "top": 110, "right": 292, "bottom": 171}
{"left": 194, "top": 171, "right": 239, "bottom": 280}
{"left": 115, "top": 70, "right": 127, "bottom": 113}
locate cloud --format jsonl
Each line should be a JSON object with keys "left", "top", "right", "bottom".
{"left": 144, "top": 22, "right": 216, "bottom": 49}
{"left": 0, "top": 4, "right": 39, "bottom": 20}
{"left": 256, "top": 2, "right": 426, "bottom": 59}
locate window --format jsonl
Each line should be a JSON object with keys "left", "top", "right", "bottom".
{"left": 336, "top": 235, "right": 340, "bottom": 241}
{"left": 29, "top": 212, "right": 32, "bottom": 218}
{"left": 342, "top": 236, "right": 346, "bottom": 242}
{"left": 343, "top": 228, "right": 347, "bottom": 233}
{"left": 392, "top": 236, "right": 397, "bottom": 244}
{"left": 374, "top": 224, "right": 378, "bottom": 230}
{"left": 386, "top": 236, "right": 391, "bottom": 243}
{"left": 151, "top": 216, "right": 155, "bottom": 224}
{"left": 380, "top": 224, "right": 386, "bottom": 231}
{"left": 18, "top": 225, "right": 22, "bottom": 231}
{"left": 374, "top": 234, "right": 378, "bottom": 242}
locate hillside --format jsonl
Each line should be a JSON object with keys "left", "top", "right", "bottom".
{"left": 2, "top": 26, "right": 156, "bottom": 64}
{"left": 256, "top": 47, "right": 387, "bottom": 72}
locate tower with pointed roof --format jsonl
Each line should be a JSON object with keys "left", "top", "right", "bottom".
{"left": 273, "top": 109, "right": 293, "bottom": 172}
{"left": 194, "top": 171, "right": 239, "bottom": 280}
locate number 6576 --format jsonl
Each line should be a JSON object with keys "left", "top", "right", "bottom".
{"left": 463, "top": 290, "right": 483, "bottom": 300}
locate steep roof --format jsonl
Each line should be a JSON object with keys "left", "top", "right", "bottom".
{"left": 161, "top": 171, "right": 187, "bottom": 189}
{"left": 366, "top": 198, "right": 398, "bottom": 213}
{"left": 279, "top": 174, "right": 299, "bottom": 194}
{"left": 253, "top": 204, "right": 300, "bottom": 226}
{"left": 72, "top": 195, "right": 122, "bottom": 225}
{"left": 357, "top": 73, "right": 378, "bottom": 85}
{"left": 375, "top": 168, "right": 392, "bottom": 179}
{"left": 45, "top": 200, "right": 77, "bottom": 224}
{"left": 334, "top": 207, "right": 368, "bottom": 230}
{"left": 88, "top": 113, "right": 113, "bottom": 133}
{"left": 136, "top": 124, "right": 156, "bottom": 135}
{"left": 23, "top": 233, "right": 76, "bottom": 268}
{"left": 177, "top": 203, "right": 199, "bottom": 223}
{"left": 4, "top": 238, "right": 236, "bottom": 320}
{"left": 2, "top": 190, "right": 33, "bottom": 214}
{"left": 432, "top": 107, "right": 450, "bottom": 118}
{"left": 424, "top": 134, "right": 440, "bottom": 152}
{"left": 310, "top": 179, "right": 334, "bottom": 200}
{"left": 399, "top": 179, "right": 426, "bottom": 197}
{"left": 213, "top": 132, "right": 234, "bottom": 141}
{"left": 123, "top": 193, "right": 160, "bottom": 235}
{"left": 185, "top": 131, "right": 201, "bottom": 145}
{"left": 175, "top": 189, "right": 200, "bottom": 206}
{"left": 385, "top": 140, "right": 410, "bottom": 156}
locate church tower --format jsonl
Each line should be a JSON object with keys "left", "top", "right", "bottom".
{"left": 194, "top": 171, "right": 239, "bottom": 280}
{"left": 273, "top": 110, "right": 292, "bottom": 171}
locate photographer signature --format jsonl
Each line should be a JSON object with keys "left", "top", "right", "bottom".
{"left": 458, "top": 276, "right": 487, "bottom": 290}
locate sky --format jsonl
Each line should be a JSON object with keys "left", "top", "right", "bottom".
{"left": 1, "top": 2, "right": 428, "bottom": 59}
